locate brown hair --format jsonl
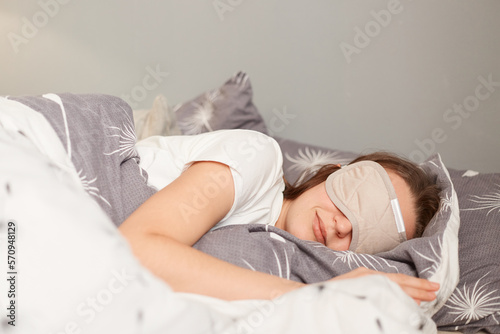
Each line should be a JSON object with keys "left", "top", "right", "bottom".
{"left": 283, "top": 152, "right": 441, "bottom": 238}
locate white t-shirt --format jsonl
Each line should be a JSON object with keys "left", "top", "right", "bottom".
{"left": 135, "top": 129, "right": 285, "bottom": 230}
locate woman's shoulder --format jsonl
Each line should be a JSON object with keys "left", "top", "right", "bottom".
{"left": 137, "top": 129, "right": 283, "bottom": 182}
{"left": 217, "top": 129, "right": 282, "bottom": 164}
{"left": 182, "top": 129, "right": 283, "bottom": 169}
{"left": 142, "top": 129, "right": 279, "bottom": 152}
{"left": 202, "top": 129, "right": 278, "bottom": 146}
{"left": 213, "top": 130, "right": 285, "bottom": 228}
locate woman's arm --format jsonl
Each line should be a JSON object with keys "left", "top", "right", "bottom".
{"left": 120, "top": 161, "right": 439, "bottom": 302}
{"left": 119, "top": 161, "right": 303, "bottom": 300}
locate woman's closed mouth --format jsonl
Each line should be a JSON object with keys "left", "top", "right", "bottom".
{"left": 313, "top": 212, "right": 327, "bottom": 245}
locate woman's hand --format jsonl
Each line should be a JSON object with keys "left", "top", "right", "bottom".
{"left": 329, "top": 267, "right": 440, "bottom": 304}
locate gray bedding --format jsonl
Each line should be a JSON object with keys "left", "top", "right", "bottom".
{"left": 10, "top": 90, "right": 499, "bottom": 333}
{"left": 11, "top": 93, "right": 156, "bottom": 226}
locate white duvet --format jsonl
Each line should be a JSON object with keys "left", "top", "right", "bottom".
{"left": 0, "top": 98, "right": 437, "bottom": 334}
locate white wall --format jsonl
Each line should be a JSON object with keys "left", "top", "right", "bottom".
{"left": 2, "top": 0, "right": 499, "bottom": 172}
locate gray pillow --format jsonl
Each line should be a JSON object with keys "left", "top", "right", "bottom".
{"left": 432, "top": 169, "right": 500, "bottom": 333}
{"left": 10, "top": 93, "right": 157, "bottom": 227}
{"left": 174, "top": 71, "right": 268, "bottom": 135}
{"left": 274, "top": 136, "right": 358, "bottom": 185}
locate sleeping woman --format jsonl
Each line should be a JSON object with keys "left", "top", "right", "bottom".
{"left": 119, "top": 129, "right": 441, "bottom": 303}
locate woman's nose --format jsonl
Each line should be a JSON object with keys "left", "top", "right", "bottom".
{"left": 334, "top": 215, "right": 352, "bottom": 237}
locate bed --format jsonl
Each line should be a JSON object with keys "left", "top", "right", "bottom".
{"left": 0, "top": 72, "right": 498, "bottom": 334}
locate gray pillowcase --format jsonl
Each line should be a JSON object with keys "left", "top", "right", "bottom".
{"left": 432, "top": 169, "right": 500, "bottom": 333}
{"left": 274, "top": 136, "right": 358, "bottom": 185}
{"left": 174, "top": 71, "right": 268, "bottom": 135}
{"left": 10, "top": 93, "right": 156, "bottom": 227}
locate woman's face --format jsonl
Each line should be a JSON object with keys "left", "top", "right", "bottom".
{"left": 279, "top": 181, "right": 353, "bottom": 251}
{"left": 278, "top": 169, "right": 417, "bottom": 251}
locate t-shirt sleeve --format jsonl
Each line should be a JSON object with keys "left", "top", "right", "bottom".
{"left": 215, "top": 130, "right": 284, "bottom": 228}
{"left": 135, "top": 129, "right": 285, "bottom": 228}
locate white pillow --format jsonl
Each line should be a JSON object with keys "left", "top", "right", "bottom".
{"left": 133, "top": 94, "right": 181, "bottom": 141}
